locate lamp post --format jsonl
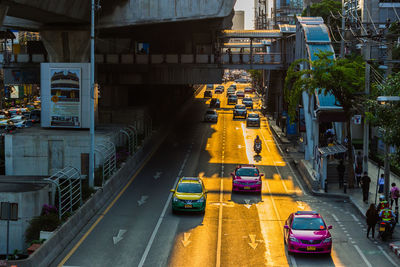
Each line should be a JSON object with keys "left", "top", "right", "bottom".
{"left": 89, "top": 0, "right": 95, "bottom": 188}
{"left": 377, "top": 96, "right": 400, "bottom": 200}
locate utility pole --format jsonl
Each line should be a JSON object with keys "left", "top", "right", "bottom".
{"left": 340, "top": 0, "right": 346, "bottom": 58}
{"left": 362, "top": 0, "right": 370, "bottom": 176}
{"left": 89, "top": 0, "right": 95, "bottom": 188}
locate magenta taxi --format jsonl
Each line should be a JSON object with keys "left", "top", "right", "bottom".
{"left": 284, "top": 211, "right": 332, "bottom": 255}
{"left": 231, "top": 165, "right": 263, "bottom": 192}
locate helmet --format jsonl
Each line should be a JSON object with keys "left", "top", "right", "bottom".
{"left": 379, "top": 195, "right": 385, "bottom": 201}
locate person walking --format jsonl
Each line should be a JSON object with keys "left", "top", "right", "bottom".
{"left": 337, "top": 160, "right": 345, "bottom": 189}
{"left": 355, "top": 165, "right": 362, "bottom": 188}
{"left": 366, "top": 204, "right": 379, "bottom": 239}
{"left": 390, "top": 183, "right": 400, "bottom": 209}
{"left": 378, "top": 174, "right": 385, "bottom": 194}
{"left": 361, "top": 171, "right": 371, "bottom": 203}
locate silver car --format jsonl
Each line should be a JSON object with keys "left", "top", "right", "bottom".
{"left": 204, "top": 109, "right": 218, "bottom": 122}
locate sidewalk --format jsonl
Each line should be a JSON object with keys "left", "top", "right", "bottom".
{"left": 267, "top": 117, "right": 400, "bottom": 253}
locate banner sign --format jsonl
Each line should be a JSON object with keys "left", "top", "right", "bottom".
{"left": 49, "top": 68, "right": 81, "bottom": 127}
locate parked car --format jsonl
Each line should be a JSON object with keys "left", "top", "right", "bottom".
{"left": 246, "top": 113, "right": 260, "bottom": 127}
{"left": 204, "top": 109, "right": 218, "bottom": 122}
{"left": 14, "top": 120, "right": 33, "bottom": 128}
{"left": 233, "top": 104, "right": 247, "bottom": 119}
{"left": 227, "top": 94, "right": 238, "bottom": 105}
{"left": 209, "top": 98, "right": 220, "bottom": 108}
{"left": 29, "top": 109, "right": 41, "bottom": 123}
{"left": 10, "top": 115, "right": 26, "bottom": 123}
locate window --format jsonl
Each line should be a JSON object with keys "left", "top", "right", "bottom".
{"left": 292, "top": 217, "right": 326, "bottom": 230}
{"left": 177, "top": 183, "right": 203, "bottom": 193}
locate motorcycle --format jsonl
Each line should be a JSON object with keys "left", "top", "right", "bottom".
{"left": 254, "top": 143, "right": 262, "bottom": 155}
{"left": 378, "top": 221, "right": 392, "bottom": 241}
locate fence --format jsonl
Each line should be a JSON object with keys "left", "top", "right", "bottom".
{"left": 45, "top": 167, "right": 82, "bottom": 220}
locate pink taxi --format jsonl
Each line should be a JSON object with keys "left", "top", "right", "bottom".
{"left": 231, "top": 165, "right": 263, "bottom": 192}
{"left": 284, "top": 211, "right": 333, "bottom": 255}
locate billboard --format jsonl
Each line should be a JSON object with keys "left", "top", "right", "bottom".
{"left": 41, "top": 63, "right": 91, "bottom": 128}
{"left": 50, "top": 68, "right": 81, "bottom": 127}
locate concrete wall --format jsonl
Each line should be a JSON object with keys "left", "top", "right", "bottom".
{"left": 0, "top": 184, "right": 49, "bottom": 254}
{"left": 232, "top": 10, "right": 244, "bottom": 30}
{"left": 99, "top": 0, "right": 236, "bottom": 28}
{"left": 5, "top": 131, "right": 115, "bottom": 176}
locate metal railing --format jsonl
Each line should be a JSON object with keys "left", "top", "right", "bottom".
{"left": 95, "top": 140, "right": 117, "bottom": 186}
{"left": 45, "top": 167, "right": 82, "bottom": 220}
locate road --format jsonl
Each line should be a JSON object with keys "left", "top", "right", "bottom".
{"left": 55, "top": 83, "right": 400, "bottom": 267}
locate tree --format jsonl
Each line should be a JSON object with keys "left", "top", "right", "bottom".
{"left": 284, "top": 51, "right": 365, "bottom": 187}
{"left": 248, "top": 69, "right": 263, "bottom": 92}
{"left": 366, "top": 72, "right": 400, "bottom": 161}
{"left": 302, "top": 0, "right": 342, "bottom": 47}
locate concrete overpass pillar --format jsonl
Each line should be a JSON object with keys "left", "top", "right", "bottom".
{"left": 40, "top": 30, "right": 90, "bottom": 62}
{"left": 0, "top": 4, "right": 9, "bottom": 27}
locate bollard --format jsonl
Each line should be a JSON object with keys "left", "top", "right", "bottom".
{"left": 324, "top": 180, "right": 328, "bottom": 193}
{"left": 343, "top": 181, "right": 347, "bottom": 194}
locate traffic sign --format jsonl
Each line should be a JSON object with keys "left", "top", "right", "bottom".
{"left": 353, "top": 115, "right": 362, "bottom": 125}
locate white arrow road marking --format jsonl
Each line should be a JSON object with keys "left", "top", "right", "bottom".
{"left": 113, "top": 229, "right": 127, "bottom": 245}
{"left": 296, "top": 201, "right": 305, "bottom": 210}
{"left": 153, "top": 172, "right": 162, "bottom": 180}
{"left": 138, "top": 195, "right": 149, "bottom": 206}
{"left": 351, "top": 214, "right": 359, "bottom": 222}
{"left": 244, "top": 199, "right": 252, "bottom": 209}
{"left": 181, "top": 233, "right": 191, "bottom": 247}
{"left": 248, "top": 234, "right": 258, "bottom": 249}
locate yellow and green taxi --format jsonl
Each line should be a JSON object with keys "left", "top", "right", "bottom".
{"left": 170, "top": 177, "right": 207, "bottom": 213}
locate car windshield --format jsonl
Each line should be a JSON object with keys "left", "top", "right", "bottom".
{"left": 206, "top": 110, "right": 216, "bottom": 115}
{"left": 236, "top": 168, "right": 259, "bottom": 176}
{"left": 229, "top": 95, "right": 237, "bottom": 99}
{"left": 243, "top": 98, "right": 252, "bottom": 101}
{"left": 235, "top": 105, "right": 245, "bottom": 109}
{"left": 248, "top": 114, "right": 259, "bottom": 118}
{"left": 292, "top": 217, "right": 326, "bottom": 230}
{"left": 177, "top": 183, "right": 203, "bottom": 193}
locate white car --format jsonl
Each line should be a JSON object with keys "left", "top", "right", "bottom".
{"left": 204, "top": 110, "right": 218, "bottom": 123}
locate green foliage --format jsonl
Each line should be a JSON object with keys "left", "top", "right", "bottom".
{"left": 284, "top": 51, "right": 365, "bottom": 120}
{"left": 248, "top": 70, "right": 263, "bottom": 88}
{"left": 302, "top": 0, "right": 342, "bottom": 41}
{"left": 365, "top": 72, "right": 400, "bottom": 156}
{"left": 25, "top": 214, "right": 61, "bottom": 244}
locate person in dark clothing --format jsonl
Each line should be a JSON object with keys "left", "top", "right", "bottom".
{"left": 366, "top": 204, "right": 379, "bottom": 238}
{"left": 337, "top": 160, "right": 345, "bottom": 188}
{"left": 361, "top": 171, "right": 371, "bottom": 203}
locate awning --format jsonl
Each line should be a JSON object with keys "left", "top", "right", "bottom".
{"left": 318, "top": 144, "right": 347, "bottom": 156}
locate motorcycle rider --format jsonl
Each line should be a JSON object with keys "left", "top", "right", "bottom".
{"left": 379, "top": 202, "right": 396, "bottom": 234}
{"left": 378, "top": 195, "right": 388, "bottom": 212}
{"left": 254, "top": 135, "right": 262, "bottom": 152}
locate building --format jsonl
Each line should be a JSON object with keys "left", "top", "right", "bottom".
{"left": 232, "top": 10, "right": 245, "bottom": 30}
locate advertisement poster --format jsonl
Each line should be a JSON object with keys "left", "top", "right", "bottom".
{"left": 50, "top": 68, "right": 81, "bottom": 127}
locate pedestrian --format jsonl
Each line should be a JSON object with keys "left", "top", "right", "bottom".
{"left": 378, "top": 174, "right": 385, "bottom": 194}
{"left": 365, "top": 204, "right": 378, "bottom": 239}
{"left": 337, "top": 160, "right": 345, "bottom": 189}
{"left": 355, "top": 165, "right": 362, "bottom": 188}
{"left": 390, "top": 183, "right": 400, "bottom": 209}
{"left": 361, "top": 171, "right": 371, "bottom": 203}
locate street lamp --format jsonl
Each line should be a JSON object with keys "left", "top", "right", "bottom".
{"left": 377, "top": 96, "right": 400, "bottom": 200}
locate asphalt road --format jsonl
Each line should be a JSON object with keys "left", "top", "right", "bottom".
{"left": 55, "top": 83, "right": 400, "bottom": 267}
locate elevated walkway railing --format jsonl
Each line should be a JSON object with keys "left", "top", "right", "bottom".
{"left": 0, "top": 52, "right": 282, "bottom": 67}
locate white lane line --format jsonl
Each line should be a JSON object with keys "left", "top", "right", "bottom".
{"left": 378, "top": 246, "right": 397, "bottom": 266}
{"left": 351, "top": 214, "right": 360, "bottom": 222}
{"left": 354, "top": 245, "right": 372, "bottom": 267}
{"left": 138, "top": 147, "right": 192, "bottom": 267}
{"left": 265, "top": 179, "right": 297, "bottom": 267}
{"left": 331, "top": 213, "right": 340, "bottom": 222}
{"left": 216, "top": 111, "right": 226, "bottom": 267}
